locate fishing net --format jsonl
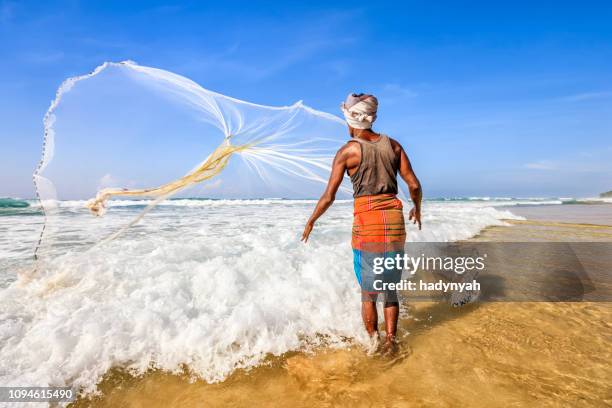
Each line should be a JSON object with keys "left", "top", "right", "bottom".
{"left": 33, "top": 61, "right": 351, "bottom": 259}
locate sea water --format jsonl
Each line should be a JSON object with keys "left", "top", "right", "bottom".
{"left": 0, "top": 197, "right": 575, "bottom": 394}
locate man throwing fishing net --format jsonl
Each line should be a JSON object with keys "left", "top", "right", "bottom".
{"left": 302, "top": 93, "right": 422, "bottom": 353}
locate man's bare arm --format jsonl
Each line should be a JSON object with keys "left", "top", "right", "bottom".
{"left": 398, "top": 145, "right": 423, "bottom": 229}
{"left": 301, "top": 146, "right": 349, "bottom": 242}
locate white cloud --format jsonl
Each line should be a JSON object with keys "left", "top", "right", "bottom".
{"left": 561, "top": 91, "right": 612, "bottom": 102}
{"left": 21, "top": 51, "right": 65, "bottom": 64}
{"left": 175, "top": 11, "right": 359, "bottom": 82}
{"left": 524, "top": 160, "right": 557, "bottom": 170}
{"left": 202, "top": 178, "right": 222, "bottom": 189}
{"left": 98, "top": 173, "right": 117, "bottom": 188}
{"left": 524, "top": 150, "right": 612, "bottom": 173}
{"left": 382, "top": 83, "right": 418, "bottom": 98}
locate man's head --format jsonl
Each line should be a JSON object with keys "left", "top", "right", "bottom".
{"left": 340, "top": 93, "right": 378, "bottom": 134}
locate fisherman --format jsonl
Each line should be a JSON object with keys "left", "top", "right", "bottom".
{"left": 302, "top": 93, "right": 422, "bottom": 353}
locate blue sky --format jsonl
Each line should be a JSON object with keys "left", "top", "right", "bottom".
{"left": 1, "top": 0, "right": 611, "bottom": 198}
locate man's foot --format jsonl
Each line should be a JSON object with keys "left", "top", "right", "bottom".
{"left": 365, "top": 333, "right": 380, "bottom": 356}
{"left": 381, "top": 336, "right": 398, "bottom": 356}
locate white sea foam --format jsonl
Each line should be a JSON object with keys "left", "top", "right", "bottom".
{"left": 57, "top": 198, "right": 325, "bottom": 208}
{"left": 0, "top": 199, "right": 528, "bottom": 400}
{"left": 576, "top": 196, "right": 612, "bottom": 203}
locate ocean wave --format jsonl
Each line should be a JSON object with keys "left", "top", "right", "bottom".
{"left": 0, "top": 200, "right": 527, "bottom": 395}
{"left": 427, "top": 197, "right": 565, "bottom": 205}
{"left": 55, "top": 198, "right": 328, "bottom": 209}
{"left": 0, "top": 198, "right": 41, "bottom": 217}
{"left": 573, "top": 197, "right": 612, "bottom": 204}
{"left": 13, "top": 196, "right": 602, "bottom": 211}
{"left": 0, "top": 198, "right": 30, "bottom": 208}
{"left": 29, "top": 196, "right": 585, "bottom": 210}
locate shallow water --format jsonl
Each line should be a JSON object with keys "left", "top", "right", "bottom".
{"left": 72, "top": 219, "right": 612, "bottom": 407}
{"left": 72, "top": 301, "right": 611, "bottom": 407}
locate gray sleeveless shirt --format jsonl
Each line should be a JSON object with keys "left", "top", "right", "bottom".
{"left": 349, "top": 134, "right": 399, "bottom": 198}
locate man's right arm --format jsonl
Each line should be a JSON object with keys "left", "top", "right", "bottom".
{"left": 301, "top": 144, "right": 350, "bottom": 242}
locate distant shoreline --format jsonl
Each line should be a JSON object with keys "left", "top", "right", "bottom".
{"left": 504, "top": 203, "right": 612, "bottom": 227}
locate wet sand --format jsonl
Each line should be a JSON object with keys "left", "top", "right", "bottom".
{"left": 506, "top": 203, "right": 612, "bottom": 227}
{"left": 72, "top": 207, "right": 612, "bottom": 407}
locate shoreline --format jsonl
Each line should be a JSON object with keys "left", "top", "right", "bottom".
{"left": 472, "top": 218, "right": 612, "bottom": 242}
{"left": 473, "top": 202, "right": 612, "bottom": 242}
{"left": 504, "top": 203, "right": 612, "bottom": 226}
{"left": 71, "top": 204, "right": 612, "bottom": 407}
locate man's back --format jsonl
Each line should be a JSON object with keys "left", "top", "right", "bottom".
{"left": 347, "top": 134, "right": 399, "bottom": 198}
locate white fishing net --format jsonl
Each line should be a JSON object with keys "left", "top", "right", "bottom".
{"left": 33, "top": 61, "right": 352, "bottom": 259}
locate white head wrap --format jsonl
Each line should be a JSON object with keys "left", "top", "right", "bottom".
{"left": 340, "top": 93, "right": 378, "bottom": 129}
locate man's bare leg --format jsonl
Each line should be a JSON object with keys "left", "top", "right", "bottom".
{"left": 382, "top": 301, "right": 399, "bottom": 353}
{"left": 361, "top": 300, "right": 378, "bottom": 335}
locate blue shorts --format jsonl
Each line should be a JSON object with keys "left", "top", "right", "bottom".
{"left": 353, "top": 249, "right": 403, "bottom": 297}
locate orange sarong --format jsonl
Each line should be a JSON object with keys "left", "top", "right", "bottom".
{"left": 352, "top": 194, "right": 406, "bottom": 250}
{"left": 352, "top": 194, "right": 406, "bottom": 286}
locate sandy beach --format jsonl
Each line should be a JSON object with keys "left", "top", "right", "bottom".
{"left": 69, "top": 204, "right": 612, "bottom": 408}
